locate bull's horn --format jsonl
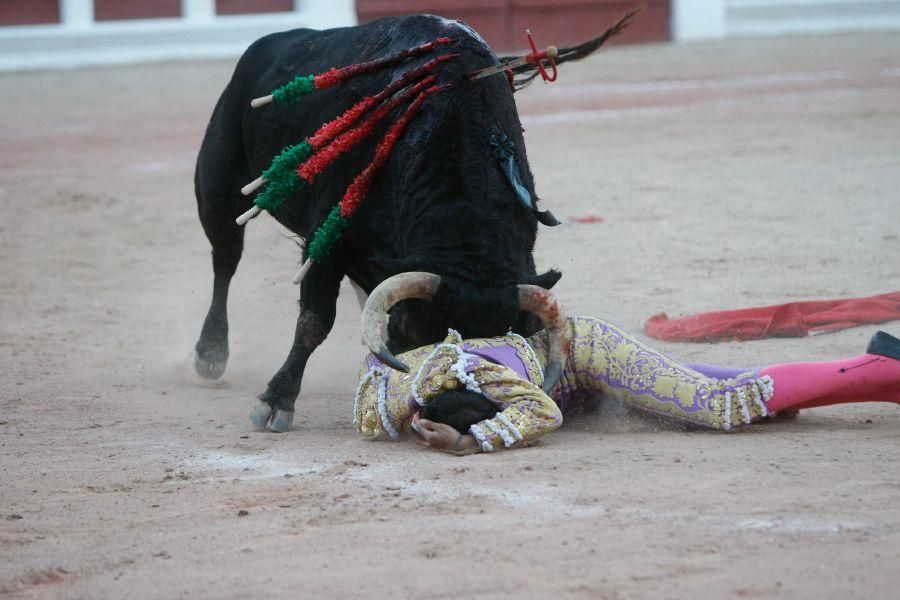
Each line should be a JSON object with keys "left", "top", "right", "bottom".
{"left": 517, "top": 285, "right": 571, "bottom": 393}
{"left": 361, "top": 272, "right": 442, "bottom": 372}
{"left": 536, "top": 209, "right": 561, "bottom": 227}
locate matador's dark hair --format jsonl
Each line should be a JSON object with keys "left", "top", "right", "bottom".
{"left": 420, "top": 389, "right": 498, "bottom": 434}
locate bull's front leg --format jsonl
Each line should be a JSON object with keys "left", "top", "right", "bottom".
{"left": 250, "top": 262, "right": 343, "bottom": 432}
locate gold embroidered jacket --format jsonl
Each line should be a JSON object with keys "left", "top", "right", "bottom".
{"left": 354, "top": 328, "right": 562, "bottom": 451}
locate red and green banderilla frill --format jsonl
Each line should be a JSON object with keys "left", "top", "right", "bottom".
{"left": 249, "top": 37, "right": 452, "bottom": 108}
{"left": 293, "top": 84, "right": 443, "bottom": 284}
{"left": 233, "top": 36, "right": 459, "bottom": 286}
{"left": 234, "top": 11, "right": 641, "bottom": 278}
{"left": 233, "top": 7, "right": 644, "bottom": 285}
{"left": 236, "top": 50, "right": 457, "bottom": 226}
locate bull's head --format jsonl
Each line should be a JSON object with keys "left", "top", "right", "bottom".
{"left": 361, "top": 272, "right": 570, "bottom": 392}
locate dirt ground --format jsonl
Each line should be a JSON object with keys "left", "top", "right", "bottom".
{"left": 2, "top": 31, "right": 899, "bottom": 599}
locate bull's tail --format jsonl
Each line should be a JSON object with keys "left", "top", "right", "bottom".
{"left": 504, "top": 2, "right": 645, "bottom": 91}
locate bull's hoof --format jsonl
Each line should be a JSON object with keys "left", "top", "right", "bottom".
{"left": 268, "top": 410, "right": 294, "bottom": 433}
{"left": 194, "top": 351, "right": 228, "bottom": 380}
{"left": 249, "top": 400, "right": 274, "bottom": 431}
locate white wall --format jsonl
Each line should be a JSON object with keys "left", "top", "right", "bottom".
{"left": 673, "top": 0, "right": 900, "bottom": 40}
{"left": 726, "top": 0, "right": 900, "bottom": 36}
{"left": 673, "top": 0, "right": 727, "bottom": 40}
{"left": 0, "top": 0, "right": 357, "bottom": 71}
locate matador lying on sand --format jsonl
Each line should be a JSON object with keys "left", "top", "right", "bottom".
{"left": 346, "top": 274, "right": 900, "bottom": 454}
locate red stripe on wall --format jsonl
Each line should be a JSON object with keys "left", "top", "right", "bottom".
{"left": 0, "top": 0, "right": 60, "bottom": 26}
{"left": 216, "top": 0, "right": 294, "bottom": 15}
{"left": 94, "top": 0, "right": 182, "bottom": 22}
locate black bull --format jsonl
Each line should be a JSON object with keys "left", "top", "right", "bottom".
{"left": 193, "top": 15, "right": 563, "bottom": 431}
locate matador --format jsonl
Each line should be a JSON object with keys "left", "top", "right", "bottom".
{"left": 350, "top": 274, "right": 900, "bottom": 454}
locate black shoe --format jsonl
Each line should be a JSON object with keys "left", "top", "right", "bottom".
{"left": 866, "top": 331, "right": 900, "bottom": 360}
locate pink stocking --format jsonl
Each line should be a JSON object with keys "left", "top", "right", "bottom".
{"left": 761, "top": 354, "right": 900, "bottom": 412}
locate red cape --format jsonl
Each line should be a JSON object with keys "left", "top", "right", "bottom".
{"left": 645, "top": 292, "right": 900, "bottom": 343}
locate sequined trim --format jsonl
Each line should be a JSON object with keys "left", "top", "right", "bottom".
{"left": 484, "top": 418, "right": 516, "bottom": 448}
{"left": 412, "top": 342, "right": 481, "bottom": 405}
{"left": 375, "top": 377, "right": 399, "bottom": 439}
{"left": 354, "top": 367, "right": 384, "bottom": 426}
{"left": 505, "top": 332, "right": 545, "bottom": 388}
{"left": 469, "top": 424, "right": 494, "bottom": 452}
{"left": 753, "top": 375, "right": 774, "bottom": 416}
{"left": 723, "top": 392, "right": 733, "bottom": 430}
{"left": 760, "top": 375, "right": 775, "bottom": 401}
{"left": 452, "top": 352, "right": 482, "bottom": 393}
{"left": 736, "top": 387, "right": 751, "bottom": 424}
{"left": 750, "top": 382, "right": 765, "bottom": 415}
{"left": 445, "top": 328, "right": 463, "bottom": 344}
{"left": 495, "top": 412, "right": 523, "bottom": 442}
{"left": 411, "top": 351, "right": 432, "bottom": 407}
{"left": 716, "top": 373, "right": 776, "bottom": 430}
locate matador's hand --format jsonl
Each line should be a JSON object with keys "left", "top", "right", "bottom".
{"left": 412, "top": 414, "right": 479, "bottom": 454}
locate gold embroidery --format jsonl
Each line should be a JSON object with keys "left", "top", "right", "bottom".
{"left": 355, "top": 328, "right": 561, "bottom": 445}
{"left": 529, "top": 316, "right": 768, "bottom": 430}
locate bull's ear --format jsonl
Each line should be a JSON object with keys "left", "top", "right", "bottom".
{"left": 526, "top": 269, "right": 562, "bottom": 290}
{"left": 370, "top": 255, "right": 428, "bottom": 276}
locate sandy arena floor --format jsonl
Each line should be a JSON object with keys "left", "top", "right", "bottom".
{"left": 1, "top": 32, "right": 899, "bottom": 599}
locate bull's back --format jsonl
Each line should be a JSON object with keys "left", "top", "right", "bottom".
{"left": 237, "top": 15, "right": 489, "bottom": 168}
{"left": 209, "top": 15, "right": 496, "bottom": 236}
